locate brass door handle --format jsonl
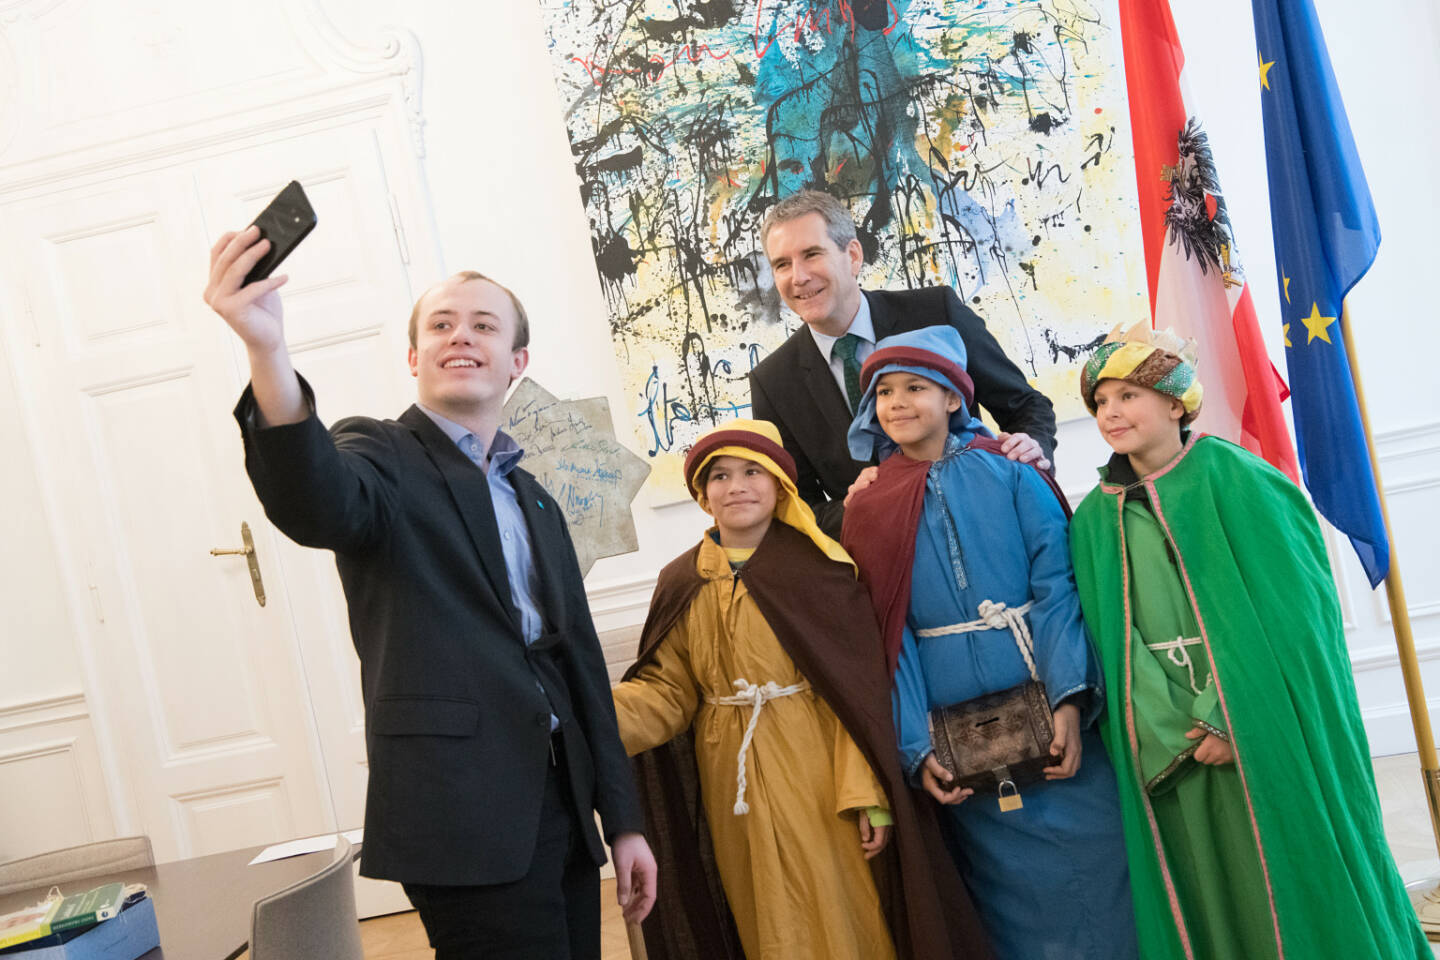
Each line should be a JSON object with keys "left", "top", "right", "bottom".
{"left": 210, "top": 521, "right": 267, "bottom": 607}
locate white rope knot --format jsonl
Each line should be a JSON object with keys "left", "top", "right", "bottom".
{"left": 976, "top": 599, "right": 1015, "bottom": 630}
{"left": 915, "top": 599, "right": 1039, "bottom": 682}
{"left": 706, "top": 678, "right": 810, "bottom": 815}
{"left": 1145, "top": 636, "right": 1208, "bottom": 695}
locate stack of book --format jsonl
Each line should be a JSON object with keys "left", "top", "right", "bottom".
{"left": 0, "top": 883, "right": 151, "bottom": 956}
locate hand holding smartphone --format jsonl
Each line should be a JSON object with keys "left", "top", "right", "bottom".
{"left": 243, "top": 180, "right": 317, "bottom": 287}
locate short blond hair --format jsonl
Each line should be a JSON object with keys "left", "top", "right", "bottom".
{"left": 408, "top": 271, "right": 530, "bottom": 350}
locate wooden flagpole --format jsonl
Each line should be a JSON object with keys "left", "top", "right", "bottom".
{"left": 1340, "top": 304, "right": 1440, "bottom": 937}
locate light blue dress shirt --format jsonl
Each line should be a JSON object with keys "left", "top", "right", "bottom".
{"left": 807, "top": 293, "right": 876, "bottom": 410}
{"left": 418, "top": 405, "right": 556, "bottom": 729}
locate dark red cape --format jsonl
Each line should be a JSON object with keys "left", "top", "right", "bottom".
{"left": 625, "top": 521, "right": 992, "bottom": 960}
{"left": 842, "top": 438, "right": 1071, "bottom": 677}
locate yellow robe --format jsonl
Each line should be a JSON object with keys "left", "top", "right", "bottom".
{"left": 614, "top": 536, "right": 896, "bottom": 960}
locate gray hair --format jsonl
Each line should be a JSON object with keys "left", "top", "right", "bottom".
{"left": 759, "top": 190, "right": 858, "bottom": 255}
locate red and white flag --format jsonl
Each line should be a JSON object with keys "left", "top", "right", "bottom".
{"left": 1119, "top": 0, "right": 1299, "bottom": 481}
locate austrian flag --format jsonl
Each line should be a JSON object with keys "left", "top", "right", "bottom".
{"left": 1119, "top": 0, "right": 1299, "bottom": 481}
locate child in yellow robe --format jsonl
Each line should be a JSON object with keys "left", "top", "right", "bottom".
{"left": 613, "top": 419, "right": 987, "bottom": 960}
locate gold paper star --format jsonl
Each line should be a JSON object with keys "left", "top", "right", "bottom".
{"left": 1259, "top": 52, "right": 1275, "bottom": 90}
{"left": 1283, "top": 323, "right": 1292, "bottom": 347}
{"left": 1300, "top": 302, "right": 1336, "bottom": 344}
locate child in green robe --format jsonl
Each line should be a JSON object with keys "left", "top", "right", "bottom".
{"left": 1068, "top": 322, "right": 1428, "bottom": 960}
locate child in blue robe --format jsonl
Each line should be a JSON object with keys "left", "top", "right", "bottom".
{"left": 842, "top": 325, "right": 1137, "bottom": 960}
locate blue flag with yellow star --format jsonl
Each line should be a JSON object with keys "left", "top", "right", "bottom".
{"left": 1253, "top": 0, "right": 1388, "bottom": 586}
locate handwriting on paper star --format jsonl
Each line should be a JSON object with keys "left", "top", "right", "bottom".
{"left": 1283, "top": 323, "right": 1292, "bottom": 348}
{"left": 1301, "top": 302, "right": 1336, "bottom": 344}
{"left": 1259, "top": 52, "right": 1275, "bottom": 90}
{"left": 503, "top": 378, "right": 652, "bottom": 576}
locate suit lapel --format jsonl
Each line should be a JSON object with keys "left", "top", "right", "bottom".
{"left": 795, "top": 327, "right": 855, "bottom": 441}
{"left": 511, "top": 470, "right": 565, "bottom": 631}
{"left": 399, "top": 406, "right": 519, "bottom": 631}
{"left": 864, "top": 289, "right": 899, "bottom": 340}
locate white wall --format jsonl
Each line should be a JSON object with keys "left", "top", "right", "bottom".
{"left": 0, "top": 356, "right": 81, "bottom": 705}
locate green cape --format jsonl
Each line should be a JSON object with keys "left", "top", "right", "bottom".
{"left": 1070, "top": 434, "right": 1426, "bottom": 959}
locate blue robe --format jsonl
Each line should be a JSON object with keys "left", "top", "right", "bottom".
{"left": 892, "top": 433, "right": 1138, "bottom": 960}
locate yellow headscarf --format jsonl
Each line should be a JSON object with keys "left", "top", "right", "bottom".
{"left": 684, "top": 419, "right": 856, "bottom": 573}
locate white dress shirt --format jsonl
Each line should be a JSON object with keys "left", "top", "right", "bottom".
{"left": 807, "top": 294, "right": 876, "bottom": 410}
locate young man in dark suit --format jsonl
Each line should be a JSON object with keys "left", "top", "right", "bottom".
{"left": 749, "top": 190, "right": 1058, "bottom": 537}
{"left": 204, "top": 227, "right": 655, "bottom": 960}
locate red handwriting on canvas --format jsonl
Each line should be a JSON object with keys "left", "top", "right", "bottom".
{"left": 573, "top": 1, "right": 903, "bottom": 87}
{"left": 571, "top": 42, "right": 731, "bottom": 87}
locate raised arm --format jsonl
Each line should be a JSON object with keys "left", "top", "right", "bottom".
{"left": 203, "top": 226, "right": 306, "bottom": 426}
{"left": 208, "top": 227, "right": 396, "bottom": 554}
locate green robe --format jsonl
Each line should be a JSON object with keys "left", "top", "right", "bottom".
{"left": 1070, "top": 434, "right": 1427, "bottom": 960}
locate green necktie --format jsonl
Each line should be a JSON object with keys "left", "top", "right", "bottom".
{"left": 833, "top": 333, "right": 864, "bottom": 415}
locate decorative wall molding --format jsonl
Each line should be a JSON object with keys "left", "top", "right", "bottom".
{"left": 0, "top": 735, "right": 79, "bottom": 766}
{"left": 286, "top": 1, "right": 425, "bottom": 157}
{"left": 1362, "top": 696, "right": 1440, "bottom": 758}
{"left": 1350, "top": 639, "right": 1440, "bottom": 674}
{"left": 0, "top": 692, "right": 113, "bottom": 860}
{"left": 1374, "top": 420, "right": 1440, "bottom": 465}
{"left": 0, "top": 0, "right": 426, "bottom": 189}
{"left": 0, "top": 691, "right": 87, "bottom": 732}
{"left": 586, "top": 574, "right": 659, "bottom": 635}
{"left": 0, "top": 94, "right": 400, "bottom": 198}
{"left": 0, "top": 0, "right": 65, "bottom": 27}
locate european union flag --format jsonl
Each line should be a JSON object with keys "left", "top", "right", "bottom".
{"left": 1253, "top": 0, "right": 1388, "bottom": 586}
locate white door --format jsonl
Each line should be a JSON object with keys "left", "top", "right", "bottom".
{"left": 2, "top": 118, "right": 433, "bottom": 916}
{"left": 2, "top": 170, "right": 338, "bottom": 861}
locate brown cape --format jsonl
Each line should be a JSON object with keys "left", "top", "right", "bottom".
{"left": 624, "top": 520, "right": 992, "bottom": 960}
{"left": 843, "top": 437, "right": 1071, "bottom": 678}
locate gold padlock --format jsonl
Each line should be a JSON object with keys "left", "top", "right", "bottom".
{"left": 997, "top": 779, "right": 1023, "bottom": 813}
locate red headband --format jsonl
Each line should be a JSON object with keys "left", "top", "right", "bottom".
{"left": 683, "top": 430, "right": 799, "bottom": 499}
{"left": 859, "top": 346, "right": 976, "bottom": 408}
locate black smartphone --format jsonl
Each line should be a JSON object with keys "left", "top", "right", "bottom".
{"left": 243, "top": 180, "right": 317, "bottom": 286}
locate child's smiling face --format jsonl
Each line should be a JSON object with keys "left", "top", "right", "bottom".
{"left": 875, "top": 371, "right": 961, "bottom": 461}
{"left": 1092, "top": 378, "right": 1185, "bottom": 465}
{"left": 703, "top": 456, "right": 779, "bottom": 544}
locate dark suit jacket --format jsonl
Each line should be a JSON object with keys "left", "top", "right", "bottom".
{"left": 749, "top": 286, "right": 1057, "bottom": 537}
{"left": 234, "top": 380, "right": 643, "bottom": 886}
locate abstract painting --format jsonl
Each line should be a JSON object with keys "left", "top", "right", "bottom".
{"left": 541, "top": 0, "right": 1147, "bottom": 493}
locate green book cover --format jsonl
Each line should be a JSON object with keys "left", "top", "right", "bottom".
{"left": 50, "top": 882, "right": 126, "bottom": 934}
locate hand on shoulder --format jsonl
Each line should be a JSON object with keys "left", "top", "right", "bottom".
{"left": 996, "top": 431, "right": 1052, "bottom": 473}
{"left": 844, "top": 466, "right": 879, "bottom": 506}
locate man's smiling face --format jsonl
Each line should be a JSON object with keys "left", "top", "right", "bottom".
{"left": 407, "top": 276, "right": 528, "bottom": 418}
{"left": 763, "top": 211, "right": 864, "bottom": 338}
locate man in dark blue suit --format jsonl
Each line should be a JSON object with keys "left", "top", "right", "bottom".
{"left": 204, "top": 227, "right": 655, "bottom": 960}
{"left": 750, "top": 190, "right": 1058, "bottom": 538}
